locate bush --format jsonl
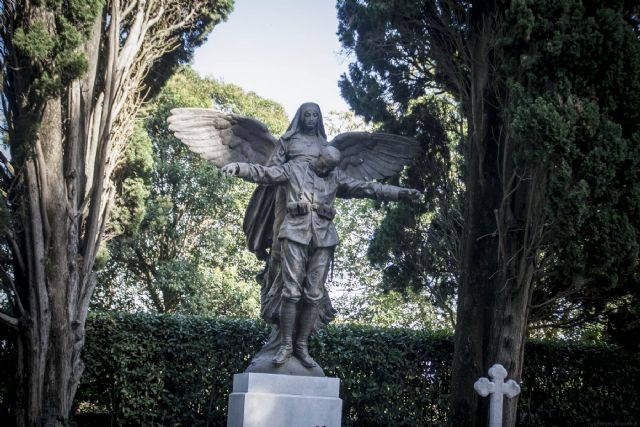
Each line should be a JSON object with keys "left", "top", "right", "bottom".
{"left": 77, "top": 313, "right": 269, "bottom": 426}
{"left": 519, "top": 340, "right": 640, "bottom": 426}
{"left": 2, "top": 312, "right": 639, "bottom": 426}
{"left": 77, "top": 312, "right": 453, "bottom": 426}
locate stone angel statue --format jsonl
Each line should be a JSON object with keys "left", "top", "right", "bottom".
{"left": 168, "top": 103, "right": 421, "bottom": 376}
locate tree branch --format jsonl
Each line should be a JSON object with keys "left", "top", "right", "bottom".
{"left": 0, "top": 264, "right": 25, "bottom": 316}
{"left": 0, "top": 150, "right": 14, "bottom": 177}
{"left": 0, "top": 311, "right": 18, "bottom": 330}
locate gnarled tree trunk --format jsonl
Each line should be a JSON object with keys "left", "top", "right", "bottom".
{"left": 1, "top": 1, "right": 232, "bottom": 424}
{"left": 450, "top": 4, "right": 542, "bottom": 425}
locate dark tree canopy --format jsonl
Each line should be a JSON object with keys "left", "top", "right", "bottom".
{"left": 502, "top": 0, "right": 640, "bottom": 330}
{"left": 337, "top": 0, "right": 640, "bottom": 424}
{"left": 337, "top": 0, "right": 640, "bottom": 338}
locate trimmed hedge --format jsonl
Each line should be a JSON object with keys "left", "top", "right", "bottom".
{"left": 2, "top": 312, "right": 639, "bottom": 426}
{"left": 78, "top": 313, "right": 268, "bottom": 426}
{"left": 78, "top": 312, "right": 453, "bottom": 426}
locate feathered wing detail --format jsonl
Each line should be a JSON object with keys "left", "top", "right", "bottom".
{"left": 330, "top": 132, "right": 422, "bottom": 181}
{"left": 167, "top": 108, "right": 277, "bottom": 167}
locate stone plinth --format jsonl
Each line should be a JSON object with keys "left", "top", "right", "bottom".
{"left": 227, "top": 373, "right": 342, "bottom": 427}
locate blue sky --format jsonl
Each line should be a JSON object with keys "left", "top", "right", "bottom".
{"left": 192, "top": 0, "right": 351, "bottom": 119}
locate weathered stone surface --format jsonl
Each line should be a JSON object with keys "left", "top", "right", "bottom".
{"left": 227, "top": 373, "right": 342, "bottom": 427}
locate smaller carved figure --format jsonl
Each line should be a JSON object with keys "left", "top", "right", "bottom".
{"left": 221, "top": 147, "right": 421, "bottom": 367}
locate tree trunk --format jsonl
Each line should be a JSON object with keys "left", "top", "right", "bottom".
{"left": 10, "top": 6, "right": 91, "bottom": 426}
{"left": 2, "top": 0, "right": 231, "bottom": 424}
{"left": 14, "top": 94, "right": 81, "bottom": 426}
{"left": 450, "top": 30, "right": 501, "bottom": 425}
{"left": 449, "top": 4, "right": 536, "bottom": 424}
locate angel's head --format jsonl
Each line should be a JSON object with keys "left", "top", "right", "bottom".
{"left": 283, "top": 102, "right": 327, "bottom": 140}
{"left": 313, "top": 146, "right": 341, "bottom": 176}
{"left": 300, "top": 104, "right": 320, "bottom": 134}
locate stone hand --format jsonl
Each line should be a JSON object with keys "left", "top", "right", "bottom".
{"left": 221, "top": 163, "right": 240, "bottom": 177}
{"left": 399, "top": 189, "right": 422, "bottom": 201}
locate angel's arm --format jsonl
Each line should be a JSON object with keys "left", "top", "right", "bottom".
{"left": 337, "top": 171, "right": 421, "bottom": 201}
{"left": 222, "top": 162, "right": 291, "bottom": 185}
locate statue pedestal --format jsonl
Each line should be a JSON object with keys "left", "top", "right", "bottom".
{"left": 227, "top": 373, "right": 342, "bottom": 427}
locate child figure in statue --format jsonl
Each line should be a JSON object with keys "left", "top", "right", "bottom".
{"left": 222, "top": 147, "right": 421, "bottom": 368}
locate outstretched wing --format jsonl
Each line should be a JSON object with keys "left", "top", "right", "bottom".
{"left": 167, "top": 108, "right": 277, "bottom": 167}
{"left": 330, "top": 132, "right": 422, "bottom": 180}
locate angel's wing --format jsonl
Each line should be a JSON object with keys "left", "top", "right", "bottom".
{"left": 330, "top": 132, "right": 422, "bottom": 180}
{"left": 167, "top": 108, "right": 277, "bottom": 167}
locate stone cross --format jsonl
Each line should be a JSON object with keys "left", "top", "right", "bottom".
{"left": 474, "top": 363, "right": 521, "bottom": 427}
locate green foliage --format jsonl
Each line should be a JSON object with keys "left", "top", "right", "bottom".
{"left": 501, "top": 0, "right": 640, "bottom": 331}
{"left": 10, "top": 0, "right": 105, "bottom": 101}
{"left": 337, "top": 4, "right": 467, "bottom": 323}
{"left": 13, "top": 25, "right": 56, "bottom": 60}
{"left": 360, "top": 95, "right": 463, "bottom": 324}
{"left": 69, "top": 312, "right": 640, "bottom": 426}
{"left": 109, "top": 124, "right": 154, "bottom": 238}
{"left": 318, "top": 323, "right": 452, "bottom": 426}
{"left": 331, "top": 197, "right": 450, "bottom": 330}
{"left": 337, "top": 0, "right": 640, "bottom": 339}
{"left": 519, "top": 339, "right": 640, "bottom": 426}
{"left": 96, "top": 67, "right": 288, "bottom": 315}
{"left": 74, "top": 313, "right": 432, "bottom": 425}
{"left": 77, "top": 313, "right": 267, "bottom": 427}
{"left": 140, "top": 0, "right": 234, "bottom": 98}
{"left": 322, "top": 111, "right": 448, "bottom": 329}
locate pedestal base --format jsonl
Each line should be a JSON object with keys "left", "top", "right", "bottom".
{"left": 227, "top": 373, "right": 342, "bottom": 427}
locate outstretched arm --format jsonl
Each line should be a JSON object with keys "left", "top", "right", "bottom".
{"left": 221, "top": 162, "right": 291, "bottom": 185}
{"left": 337, "top": 172, "right": 421, "bottom": 202}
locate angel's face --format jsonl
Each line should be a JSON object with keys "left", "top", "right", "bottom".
{"left": 301, "top": 107, "right": 320, "bottom": 133}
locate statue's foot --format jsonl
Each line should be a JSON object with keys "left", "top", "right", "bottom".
{"left": 272, "top": 344, "right": 293, "bottom": 366}
{"left": 293, "top": 343, "right": 317, "bottom": 368}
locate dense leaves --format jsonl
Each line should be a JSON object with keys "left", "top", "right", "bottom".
{"left": 336, "top": 0, "right": 640, "bottom": 339}
{"left": 76, "top": 313, "right": 266, "bottom": 427}
{"left": 337, "top": 2, "right": 640, "bottom": 423}
{"left": 95, "top": 67, "right": 289, "bottom": 315}
{"left": 322, "top": 111, "right": 451, "bottom": 329}
{"left": 64, "top": 312, "right": 640, "bottom": 426}
{"left": 337, "top": 0, "right": 466, "bottom": 324}
{"left": 500, "top": 0, "right": 640, "bottom": 332}
{"left": 8, "top": 0, "right": 104, "bottom": 100}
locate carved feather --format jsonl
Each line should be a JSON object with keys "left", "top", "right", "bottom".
{"left": 167, "top": 108, "right": 277, "bottom": 167}
{"left": 330, "top": 132, "right": 422, "bottom": 180}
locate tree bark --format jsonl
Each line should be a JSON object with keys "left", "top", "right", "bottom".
{"left": 15, "top": 85, "right": 77, "bottom": 427}
{"left": 449, "top": 4, "right": 536, "bottom": 425}
{"left": 450, "top": 27, "right": 501, "bottom": 426}
{"left": 0, "top": 0, "right": 232, "bottom": 424}
{"left": 10, "top": 6, "right": 81, "bottom": 424}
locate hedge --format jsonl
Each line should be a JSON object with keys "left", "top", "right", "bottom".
{"left": 2, "top": 312, "right": 639, "bottom": 426}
